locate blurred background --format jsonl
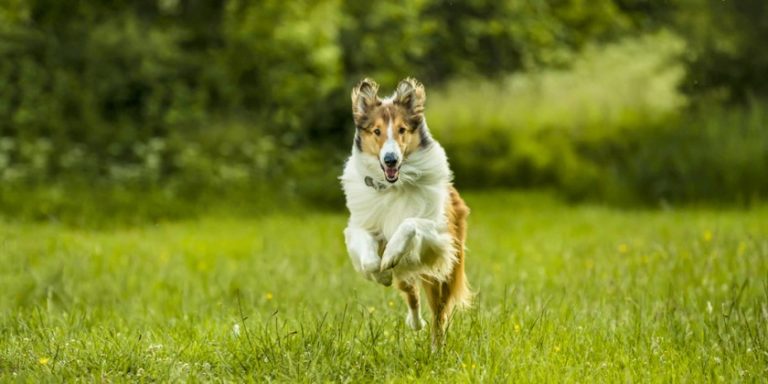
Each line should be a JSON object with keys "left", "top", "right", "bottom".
{"left": 0, "top": 0, "right": 766, "bottom": 224}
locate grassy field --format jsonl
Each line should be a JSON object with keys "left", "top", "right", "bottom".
{"left": 1, "top": 191, "right": 767, "bottom": 382}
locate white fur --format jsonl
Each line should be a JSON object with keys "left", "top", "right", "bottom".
{"left": 406, "top": 309, "right": 426, "bottom": 331}
{"left": 380, "top": 119, "right": 401, "bottom": 165}
{"left": 340, "top": 124, "right": 457, "bottom": 285}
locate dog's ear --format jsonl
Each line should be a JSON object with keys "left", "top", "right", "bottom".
{"left": 394, "top": 77, "right": 426, "bottom": 127}
{"left": 351, "top": 78, "right": 380, "bottom": 128}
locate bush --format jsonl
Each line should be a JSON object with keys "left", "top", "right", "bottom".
{"left": 428, "top": 32, "right": 768, "bottom": 204}
{"left": 610, "top": 103, "right": 768, "bottom": 204}
{"left": 429, "top": 33, "right": 684, "bottom": 194}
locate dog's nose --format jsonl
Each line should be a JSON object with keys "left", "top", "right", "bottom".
{"left": 383, "top": 153, "right": 398, "bottom": 167}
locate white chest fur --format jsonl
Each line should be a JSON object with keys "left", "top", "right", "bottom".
{"left": 341, "top": 143, "right": 452, "bottom": 241}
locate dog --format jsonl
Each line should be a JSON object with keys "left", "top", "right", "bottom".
{"left": 340, "top": 77, "right": 471, "bottom": 349}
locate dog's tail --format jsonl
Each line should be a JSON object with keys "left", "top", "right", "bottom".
{"left": 449, "top": 251, "right": 473, "bottom": 310}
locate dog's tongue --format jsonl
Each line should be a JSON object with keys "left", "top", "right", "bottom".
{"left": 385, "top": 167, "right": 398, "bottom": 180}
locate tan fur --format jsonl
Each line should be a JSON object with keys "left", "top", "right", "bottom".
{"left": 418, "top": 186, "right": 471, "bottom": 348}
{"left": 357, "top": 105, "right": 421, "bottom": 158}
{"left": 397, "top": 280, "right": 420, "bottom": 313}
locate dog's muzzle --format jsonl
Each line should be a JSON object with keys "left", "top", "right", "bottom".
{"left": 381, "top": 152, "right": 400, "bottom": 182}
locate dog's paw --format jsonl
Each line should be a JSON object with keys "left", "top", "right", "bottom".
{"left": 406, "top": 311, "right": 426, "bottom": 331}
{"left": 380, "top": 247, "right": 402, "bottom": 271}
{"left": 360, "top": 255, "right": 381, "bottom": 273}
{"left": 370, "top": 270, "right": 393, "bottom": 287}
{"left": 381, "top": 222, "right": 417, "bottom": 270}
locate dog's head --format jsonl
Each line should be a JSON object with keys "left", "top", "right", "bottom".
{"left": 351, "top": 77, "right": 430, "bottom": 183}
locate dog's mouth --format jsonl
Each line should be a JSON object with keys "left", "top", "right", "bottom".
{"left": 381, "top": 165, "right": 400, "bottom": 183}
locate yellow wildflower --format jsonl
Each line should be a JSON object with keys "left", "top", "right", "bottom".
{"left": 618, "top": 244, "right": 629, "bottom": 253}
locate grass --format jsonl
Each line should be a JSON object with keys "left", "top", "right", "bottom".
{"left": 1, "top": 191, "right": 767, "bottom": 382}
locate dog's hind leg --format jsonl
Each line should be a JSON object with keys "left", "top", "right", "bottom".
{"left": 422, "top": 277, "right": 452, "bottom": 351}
{"left": 344, "top": 227, "right": 392, "bottom": 286}
{"left": 397, "top": 280, "right": 426, "bottom": 331}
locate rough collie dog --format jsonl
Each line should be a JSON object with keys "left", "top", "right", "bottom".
{"left": 340, "top": 77, "right": 471, "bottom": 349}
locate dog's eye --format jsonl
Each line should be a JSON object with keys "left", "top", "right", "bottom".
{"left": 373, "top": 129, "right": 381, "bottom": 136}
{"left": 399, "top": 127, "right": 406, "bottom": 135}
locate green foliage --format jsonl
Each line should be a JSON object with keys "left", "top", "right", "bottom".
{"left": 610, "top": 103, "right": 768, "bottom": 203}
{"left": 0, "top": 0, "right": 651, "bottom": 150}
{"left": 430, "top": 33, "right": 678, "bottom": 197}
{"left": 431, "top": 32, "right": 686, "bottom": 139}
{"left": 0, "top": 0, "right": 345, "bottom": 168}
{"left": 0, "top": 125, "right": 346, "bottom": 226}
{"left": 1, "top": 192, "right": 767, "bottom": 380}
{"left": 0, "top": 0, "right": 765, "bottom": 214}
{"left": 427, "top": 32, "right": 768, "bottom": 204}
{"left": 341, "top": 0, "right": 635, "bottom": 84}
{"left": 223, "top": 0, "right": 344, "bottom": 138}
{"left": 675, "top": 0, "right": 768, "bottom": 103}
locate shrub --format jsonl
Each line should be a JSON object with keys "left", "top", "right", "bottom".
{"left": 429, "top": 32, "right": 768, "bottom": 204}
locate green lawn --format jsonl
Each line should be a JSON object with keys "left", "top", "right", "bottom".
{"left": 1, "top": 192, "right": 766, "bottom": 382}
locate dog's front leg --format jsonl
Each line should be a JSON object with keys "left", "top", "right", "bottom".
{"left": 381, "top": 218, "right": 448, "bottom": 271}
{"left": 344, "top": 227, "right": 392, "bottom": 286}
